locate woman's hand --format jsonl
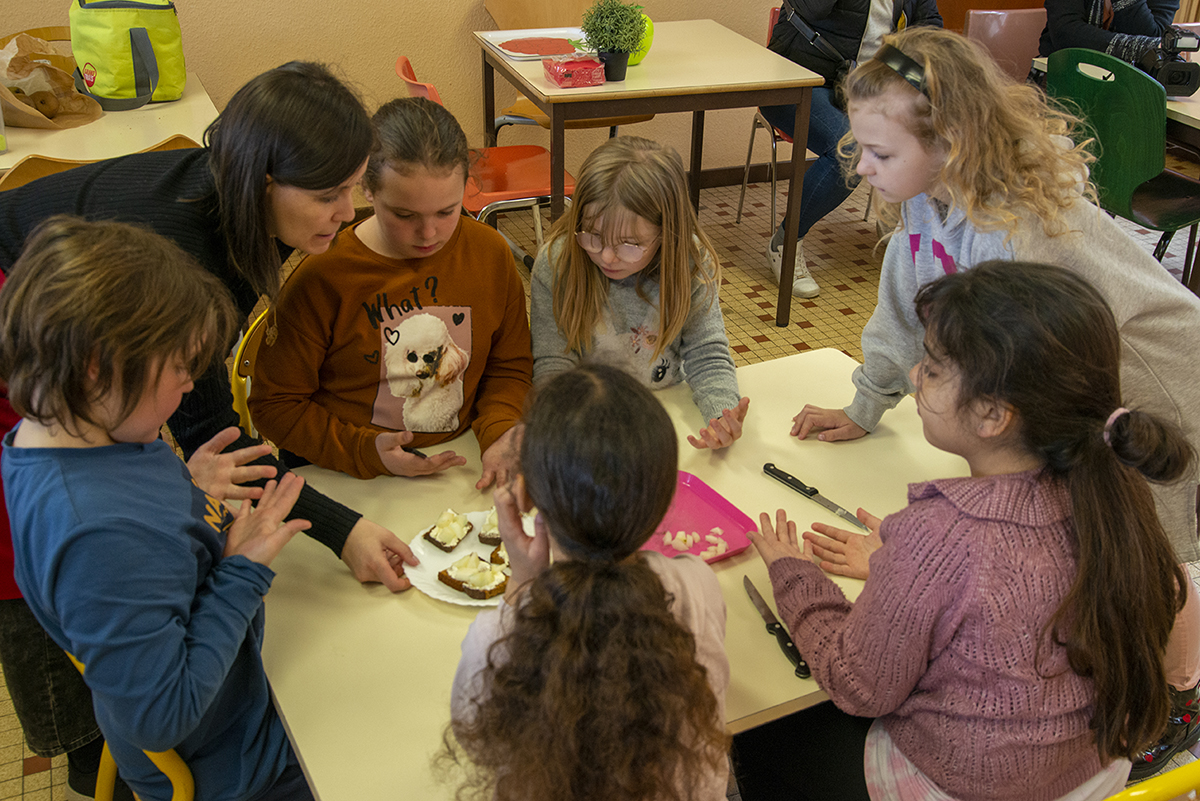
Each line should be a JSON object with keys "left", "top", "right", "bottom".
{"left": 791, "top": 405, "right": 867, "bottom": 442}
{"left": 478, "top": 424, "right": 522, "bottom": 490}
{"left": 688, "top": 396, "right": 751, "bottom": 450}
{"left": 749, "top": 509, "right": 811, "bottom": 568}
{"left": 376, "top": 431, "right": 466, "bottom": 477}
{"left": 187, "top": 426, "right": 277, "bottom": 502}
{"left": 495, "top": 476, "right": 548, "bottom": 602}
{"left": 801, "top": 510, "right": 882, "bottom": 580}
{"left": 223, "top": 474, "right": 310, "bottom": 567}
{"left": 340, "top": 517, "right": 419, "bottom": 593}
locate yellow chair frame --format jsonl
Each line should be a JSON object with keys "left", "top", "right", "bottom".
{"left": 66, "top": 653, "right": 194, "bottom": 801}
{"left": 1109, "top": 758, "right": 1200, "bottom": 800}
{"left": 231, "top": 308, "right": 270, "bottom": 437}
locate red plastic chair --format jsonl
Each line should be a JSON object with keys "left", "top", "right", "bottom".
{"left": 395, "top": 57, "right": 575, "bottom": 257}
{"left": 736, "top": 8, "right": 822, "bottom": 232}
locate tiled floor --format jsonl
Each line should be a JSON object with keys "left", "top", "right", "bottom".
{"left": 1, "top": 161, "right": 1198, "bottom": 801}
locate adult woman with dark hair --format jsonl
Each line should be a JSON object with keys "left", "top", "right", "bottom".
{"left": 0, "top": 61, "right": 414, "bottom": 798}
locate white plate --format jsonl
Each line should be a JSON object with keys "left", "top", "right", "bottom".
{"left": 405, "top": 510, "right": 533, "bottom": 607}
{"left": 477, "top": 27, "right": 587, "bottom": 61}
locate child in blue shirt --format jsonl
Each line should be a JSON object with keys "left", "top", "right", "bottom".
{"left": 0, "top": 216, "right": 314, "bottom": 801}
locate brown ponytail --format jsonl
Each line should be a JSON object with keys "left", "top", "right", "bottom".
{"left": 915, "top": 261, "right": 1193, "bottom": 761}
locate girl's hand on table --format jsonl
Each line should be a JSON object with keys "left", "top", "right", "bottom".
{"left": 187, "top": 426, "right": 277, "bottom": 502}
{"left": 224, "top": 474, "right": 310, "bottom": 567}
{"left": 341, "top": 517, "right": 418, "bottom": 593}
{"left": 749, "top": 509, "right": 812, "bottom": 568}
{"left": 478, "top": 424, "right": 523, "bottom": 490}
{"left": 495, "top": 476, "right": 549, "bottom": 603}
{"left": 687, "top": 396, "right": 751, "bottom": 450}
{"left": 791, "top": 405, "right": 867, "bottom": 442}
{"left": 802, "top": 510, "right": 882, "bottom": 580}
{"left": 376, "top": 431, "right": 466, "bottom": 477}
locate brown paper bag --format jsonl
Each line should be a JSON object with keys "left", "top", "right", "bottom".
{"left": 0, "top": 31, "right": 102, "bottom": 130}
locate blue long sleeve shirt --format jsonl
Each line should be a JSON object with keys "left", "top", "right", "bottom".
{"left": 3, "top": 432, "right": 291, "bottom": 801}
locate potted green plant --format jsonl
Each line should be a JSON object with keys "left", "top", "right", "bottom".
{"left": 580, "top": 0, "right": 647, "bottom": 81}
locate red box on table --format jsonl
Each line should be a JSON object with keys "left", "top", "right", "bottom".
{"left": 542, "top": 55, "right": 605, "bottom": 88}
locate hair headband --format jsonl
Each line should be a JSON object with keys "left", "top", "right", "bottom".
{"left": 1103, "top": 407, "right": 1130, "bottom": 446}
{"left": 875, "top": 43, "right": 928, "bottom": 97}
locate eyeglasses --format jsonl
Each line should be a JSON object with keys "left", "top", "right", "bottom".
{"left": 575, "top": 231, "right": 659, "bottom": 262}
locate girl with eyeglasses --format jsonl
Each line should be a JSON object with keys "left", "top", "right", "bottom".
{"left": 530, "top": 136, "right": 749, "bottom": 450}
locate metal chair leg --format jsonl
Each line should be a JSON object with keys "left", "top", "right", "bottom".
{"left": 1184, "top": 223, "right": 1199, "bottom": 295}
{"left": 768, "top": 123, "right": 778, "bottom": 238}
{"left": 532, "top": 203, "right": 544, "bottom": 246}
{"left": 736, "top": 115, "right": 764, "bottom": 224}
{"left": 1154, "top": 230, "right": 1176, "bottom": 261}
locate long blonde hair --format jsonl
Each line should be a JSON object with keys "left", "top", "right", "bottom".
{"left": 840, "top": 27, "right": 1096, "bottom": 237}
{"left": 545, "top": 136, "right": 719, "bottom": 362}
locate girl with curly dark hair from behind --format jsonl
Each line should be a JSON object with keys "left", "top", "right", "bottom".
{"left": 445, "top": 364, "right": 731, "bottom": 801}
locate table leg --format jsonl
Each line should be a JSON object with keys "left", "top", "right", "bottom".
{"left": 482, "top": 53, "right": 497, "bottom": 147}
{"left": 550, "top": 104, "right": 566, "bottom": 221}
{"left": 689, "top": 109, "right": 705, "bottom": 212}
{"left": 775, "top": 88, "right": 812, "bottom": 328}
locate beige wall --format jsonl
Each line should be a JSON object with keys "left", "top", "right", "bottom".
{"left": 7, "top": 0, "right": 792, "bottom": 177}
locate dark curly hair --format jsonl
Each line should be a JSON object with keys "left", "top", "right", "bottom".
{"left": 445, "top": 365, "right": 730, "bottom": 801}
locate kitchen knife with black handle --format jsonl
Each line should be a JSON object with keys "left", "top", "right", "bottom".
{"left": 743, "top": 575, "right": 811, "bottom": 679}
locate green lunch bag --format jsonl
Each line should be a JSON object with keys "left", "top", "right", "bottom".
{"left": 69, "top": 0, "right": 186, "bottom": 111}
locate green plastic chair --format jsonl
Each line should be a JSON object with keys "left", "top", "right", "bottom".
{"left": 1047, "top": 47, "right": 1200, "bottom": 290}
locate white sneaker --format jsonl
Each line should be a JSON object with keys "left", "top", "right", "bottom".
{"left": 768, "top": 240, "right": 820, "bottom": 298}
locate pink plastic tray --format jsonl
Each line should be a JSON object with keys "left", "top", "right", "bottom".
{"left": 641, "top": 471, "right": 754, "bottom": 564}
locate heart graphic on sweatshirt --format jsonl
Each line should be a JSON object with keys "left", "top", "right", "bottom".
{"left": 364, "top": 350, "right": 379, "bottom": 364}
{"left": 452, "top": 313, "right": 465, "bottom": 326}
{"left": 384, "top": 327, "right": 400, "bottom": 345}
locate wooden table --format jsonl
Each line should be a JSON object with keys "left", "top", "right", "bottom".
{"left": 261, "top": 348, "right": 967, "bottom": 800}
{"left": 474, "top": 19, "right": 824, "bottom": 327}
{"left": 0, "top": 72, "right": 218, "bottom": 170}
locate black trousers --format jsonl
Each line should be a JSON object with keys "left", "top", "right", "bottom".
{"left": 731, "top": 701, "right": 874, "bottom": 801}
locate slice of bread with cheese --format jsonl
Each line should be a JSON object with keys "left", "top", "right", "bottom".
{"left": 437, "top": 553, "right": 507, "bottom": 600}
{"left": 421, "top": 509, "right": 473, "bottom": 553}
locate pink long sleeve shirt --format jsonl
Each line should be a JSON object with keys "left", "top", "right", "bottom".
{"left": 768, "top": 470, "right": 1107, "bottom": 801}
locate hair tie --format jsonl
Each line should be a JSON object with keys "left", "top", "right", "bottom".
{"left": 874, "top": 44, "right": 929, "bottom": 98}
{"left": 1103, "top": 407, "right": 1130, "bottom": 446}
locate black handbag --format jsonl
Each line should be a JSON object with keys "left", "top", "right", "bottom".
{"left": 777, "top": 0, "right": 854, "bottom": 110}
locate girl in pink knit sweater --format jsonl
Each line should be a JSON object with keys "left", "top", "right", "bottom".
{"left": 737, "top": 261, "right": 1193, "bottom": 801}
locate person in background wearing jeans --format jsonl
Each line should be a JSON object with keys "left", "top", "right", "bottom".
{"left": 761, "top": 0, "right": 941, "bottom": 298}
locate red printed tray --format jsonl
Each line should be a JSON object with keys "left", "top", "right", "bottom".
{"left": 641, "top": 471, "right": 754, "bottom": 564}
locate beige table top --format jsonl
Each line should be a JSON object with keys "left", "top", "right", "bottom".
{"left": 473, "top": 19, "right": 822, "bottom": 104}
{"left": 262, "top": 348, "right": 967, "bottom": 800}
{"left": 0, "top": 72, "right": 218, "bottom": 170}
